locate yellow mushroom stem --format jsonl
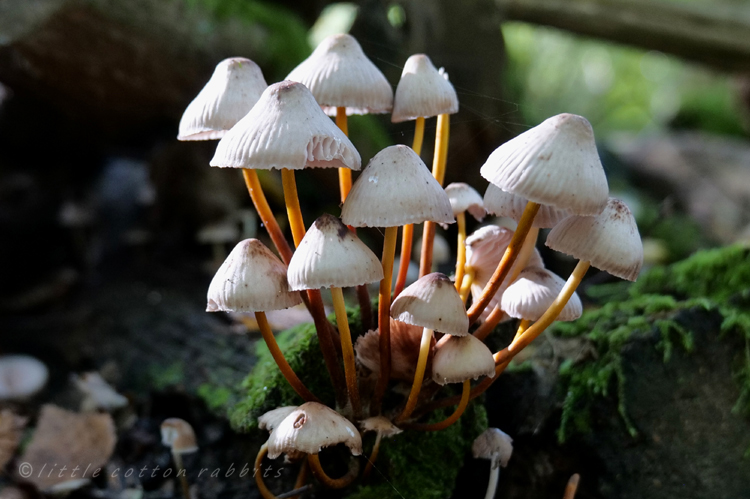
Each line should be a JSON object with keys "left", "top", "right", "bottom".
{"left": 393, "top": 116, "right": 426, "bottom": 298}
{"left": 335, "top": 107, "right": 352, "bottom": 203}
{"left": 419, "top": 261, "right": 590, "bottom": 415}
{"left": 454, "top": 211, "right": 468, "bottom": 291}
{"left": 395, "top": 327, "right": 434, "bottom": 423}
{"left": 171, "top": 452, "right": 190, "bottom": 499}
{"left": 564, "top": 473, "right": 581, "bottom": 499}
{"left": 362, "top": 430, "right": 384, "bottom": 480}
{"left": 255, "top": 311, "right": 320, "bottom": 403}
{"left": 307, "top": 453, "right": 359, "bottom": 489}
{"left": 460, "top": 267, "right": 475, "bottom": 304}
{"left": 418, "top": 113, "right": 450, "bottom": 277}
{"left": 281, "top": 168, "right": 347, "bottom": 407}
{"left": 254, "top": 443, "right": 281, "bottom": 499}
{"left": 405, "top": 379, "right": 471, "bottom": 431}
{"left": 371, "top": 226, "right": 399, "bottom": 415}
{"left": 472, "top": 305, "right": 503, "bottom": 341}
{"left": 241, "top": 169, "right": 294, "bottom": 264}
{"left": 330, "top": 286, "right": 361, "bottom": 416}
{"left": 467, "top": 201, "right": 540, "bottom": 324}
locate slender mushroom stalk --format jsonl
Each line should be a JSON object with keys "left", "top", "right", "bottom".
{"left": 459, "top": 267, "right": 474, "bottom": 303}
{"left": 360, "top": 416, "right": 402, "bottom": 480}
{"left": 444, "top": 182, "right": 485, "bottom": 291}
{"left": 160, "top": 419, "right": 198, "bottom": 499}
{"left": 307, "top": 454, "right": 360, "bottom": 489}
{"left": 391, "top": 273, "right": 468, "bottom": 423}
{"left": 287, "top": 214, "right": 384, "bottom": 417}
{"left": 406, "top": 379, "right": 471, "bottom": 432}
{"left": 564, "top": 474, "right": 581, "bottom": 499}
{"left": 207, "top": 239, "right": 319, "bottom": 402}
{"left": 341, "top": 145, "right": 454, "bottom": 415}
{"left": 472, "top": 428, "right": 514, "bottom": 499}
{"left": 254, "top": 443, "right": 283, "bottom": 499}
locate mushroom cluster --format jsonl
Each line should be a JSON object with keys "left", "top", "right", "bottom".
{"left": 178, "top": 33, "right": 643, "bottom": 498}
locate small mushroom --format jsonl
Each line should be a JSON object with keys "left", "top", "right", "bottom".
{"left": 472, "top": 428, "right": 513, "bottom": 499}
{"left": 444, "top": 182, "right": 486, "bottom": 292}
{"left": 360, "top": 416, "right": 402, "bottom": 479}
{"left": 161, "top": 418, "right": 198, "bottom": 499}
{"left": 0, "top": 355, "right": 48, "bottom": 401}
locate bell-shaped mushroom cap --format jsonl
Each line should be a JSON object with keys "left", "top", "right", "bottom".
{"left": 360, "top": 416, "right": 402, "bottom": 438}
{"left": 391, "top": 273, "right": 469, "bottom": 335}
{"left": 472, "top": 428, "right": 513, "bottom": 468}
{"left": 391, "top": 54, "right": 458, "bottom": 123}
{"left": 355, "top": 319, "right": 435, "bottom": 381}
{"left": 210, "top": 81, "right": 361, "bottom": 171}
{"left": 501, "top": 267, "right": 582, "bottom": 321}
{"left": 445, "top": 182, "right": 485, "bottom": 221}
{"left": 178, "top": 58, "right": 267, "bottom": 141}
{"left": 287, "top": 214, "right": 384, "bottom": 290}
{"left": 259, "top": 406, "right": 298, "bottom": 433}
{"left": 341, "top": 145, "right": 454, "bottom": 227}
{"left": 484, "top": 184, "right": 571, "bottom": 229}
{"left": 0, "top": 355, "right": 48, "bottom": 400}
{"left": 207, "top": 239, "right": 302, "bottom": 313}
{"left": 267, "top": 402, "right": 362, "bottom": 459}
{"left": 286, "top": 34, "right": 393, "bottom": 116}
{"left": 432, "top": 335, "right": 496, "bottom": 385}
{"left": 480, "top": 114, "right": 608, "bottom": 216}
{"left": 161, "top": 418, "right": 198, "bottom": 454}
{"left": 546, "top": 197, "right": 643, "bottom": 281}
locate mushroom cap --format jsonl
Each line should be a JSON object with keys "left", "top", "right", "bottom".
{"left": 480, "top": 113, "right": 609, "bottom": 216}
{"left": 391, "top": 273, "right": 469, "bottom": 335}
{"left": 178, "top": 57, "right": 267, "bottom": 141}
{"left": 391, "top": 54, "right": 458, "bottom": 123}
{"left": 465, "top": 225, "right": 544, "bottom": 288}
{"left": 287, "top": 214, "right": 384, "bottom": 290}
{"left": 286, "top": 33, "right": 393, "bottom": 116}
{"left": 267, "top": 402, "right": 362, "bottom": 459}
{"left": 73, "top": 372, "right": 129, "bottom": 411}
{"left": 355, "top": 319, "right": 435, "bottom": 381}
{"left": 160, "top": 418, "right": 198, "bottom": 454}
{"left": 207, "top": 238, "right": 302, "bottom": 313}
{"left": 341, "top": 145, "right": 454, "bottom": 227}
{"left": 432, "top": 335, "right": 496, "bottom": 385}
{"left": 359, "top": 416, "right": 402, "bottom": 438}
{"left": 483, "top": 184, "right": 571, "bottom": 229}
{"left": 210, "top": 81, "right": 361, "bottom": 171}
{"left": 472, "top": 428, "right": 513, "bottom": 468}
{"left": 445, "top": 182, "right": 486, "bottom": 220}
{"left": 259, "top": 406, "right": 298, "bottom": 433}
{"left": 0, "top": 355, "right": 48, "bottom": 400}
{"left": 501, "top": 267, "right": 582, "bottom": 321}
{"left": 546, "top": 197, "right": 643, "bottom": 281}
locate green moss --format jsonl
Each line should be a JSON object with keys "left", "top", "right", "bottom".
{"left": 197, "top": 383, "right": 232, "bottom": 412}
{"left": 349, "top": 403, "right": 488, "bottom": 499}
{"left": 145, "top": 361, "right": 185, "bottom": 391}
{"left": 552, "top": 245, "right": 750, "bottom": 442}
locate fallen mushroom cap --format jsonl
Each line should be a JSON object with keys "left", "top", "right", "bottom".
{"left": 287, "top": 214, "right": 384, "bottom": 290}
{"left": 431, "top": 335, "right": 496, "bottom": 385}
{"left": 161, "top": 418, "right": 199, "bottom": 454}
{"left": 480, "top": 113, "right": 609, "bottom": 216}
{"left": 445, "top": 182, "right": 486, "bottom": 220}
{"left": 360, "top": 416, "right": 402, "bottom": 438}
{"left": 210, "top": 80, "right": 361, "bottom": 171}
{"left": 355, "top": 319, "right": 435, "bottom": 381}
{"left": 341, "top": 144, "right": 454, "bottom": 227}
{"left": 545, "top": 197, "right": 643, "bottom": 281}
{"left": 178, "top": 57, "right": 268, "bottom": 141}
{"left": 391, "top": 53, "right": 458, "bottom": 123}
{"left": 391, "top": 273, "right": 469, "bottom": 335}
{"left": 501, "top": 267, "right": 583, "bottom": 322}
{"left": 207, "top": 238, "right": 302, "bottom": 313}
{"left": 0, "top": 355, "right": 48, "bottom": 400}
{"left": 259, "top": 406, "right": 298, "bottom": 433}
{"left": 472, "top": 428, "right": 513, "bottom": 468}
{"left": 483, "top": 184, "right": 571, "bottom": 229}
{"left": 267, "top": 402, "right": 362, "bottom": 459}
{"left": 286, "top": 33, "right": 393, "bottom": 116}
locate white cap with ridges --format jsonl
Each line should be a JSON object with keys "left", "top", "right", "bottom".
{"left": 391, "top": 54, "right": 458, "bottom": 123}
{"left": 391, "top": 273, "right": 469, "bottom": 335}
{"left": 431, "top": 335, "right": 496, "bottom": 385}
{"left": 501, "top": 267, "right": 582, "bottom": 321}
{"left": 484, "top": 184, "right": 571, "bottom": 228}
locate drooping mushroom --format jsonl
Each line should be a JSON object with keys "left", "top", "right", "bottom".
{"left": 359, "top": 416, "right": 402, "bottom": 479}
{"left": 342, "top": 145, "right": 453, "bottom": 414}
{"left": 287, "top": 214, "right": 384, "bottom": 416}
{"left": 161, "top": 418, "right": 198, "bottom": 499}
{"left": 469, "top": 114, "right": 609, "bottom": 325}
{"left": 207, "top": 238, "right": 319, "bottom": 403}
{"left": 472, "top": 427, "right": 514, "bottom": 499}
{"left": 391, "top": 54, "right": 459, "bottom": 298}
{"left": 391, "top": 272, "right": 468, "bottom": 423}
